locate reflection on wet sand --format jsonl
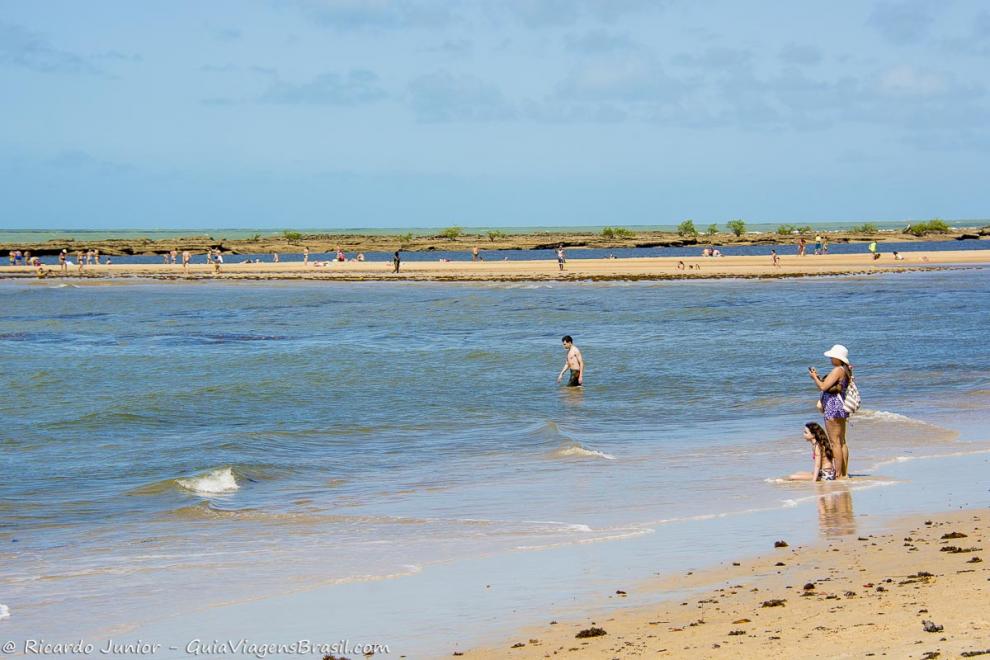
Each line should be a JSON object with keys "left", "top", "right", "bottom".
{"left": 818, "top": 488, "right": 856, "bottom": 537}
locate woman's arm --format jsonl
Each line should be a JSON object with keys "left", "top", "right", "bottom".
{"left": 813, "top": 446, "right": 823, "bottom": 482}
{"left": 810, "top": 366, "right": 845, "bottom": 392}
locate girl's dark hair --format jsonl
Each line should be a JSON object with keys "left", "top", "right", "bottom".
{"left": 805, "top": 422, "right": 833, "bottom": 462}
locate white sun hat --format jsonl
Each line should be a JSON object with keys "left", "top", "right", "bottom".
{"left": 823, "top": 344, "right": 850, "bottom": 365}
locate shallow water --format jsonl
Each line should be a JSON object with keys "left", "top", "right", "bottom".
{"left": 1, "top": 268, "right": 989, "bottom": 647}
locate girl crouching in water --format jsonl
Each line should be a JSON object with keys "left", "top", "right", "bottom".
{"left": 788, "top": 422, "right": 836, "bottom": 482}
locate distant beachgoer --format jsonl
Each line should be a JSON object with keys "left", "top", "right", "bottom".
{"left": 273, "top": 251, "right": 280, "bottom": 263}
{"left": 169, "top": 249, "right": 177, "bottom": 264}
{"left": 868, "top": 241, "right": 879, "bottom": 260}
{"left": 162, "top": 253, "right": 169, "bottom": 264}
{"left": 472, "top": 246, "right": 479, "bottom": 262}
{"left": 392, "top": 250, "right": 401, "bottom": 273}
{"left": 303, "top": 247, "right": 310, "bottom": 264}
{"left": 182, "top": 250, "right": 191, "bottom": 273}
{"left": 712, "top": 248, "right": 721, "bottom": 257}
{"left": 14, "top": 250, "right": 23, "bottom": 265}
{"left": 822, "top": 236, "right": 829, "bottom": 254}
{"left": 809, "top": 344, "right": 853, "bottom": 478}
{"left": 677, "top": 260, "right": 686, "bottom": 270}
{"left": 814, "top": 235, "right": 822, "bottom": 255}
{"left": 356, "top": 252, "right": 365, "bottom": 262}
{"left": 59, "top": 250, "right": 67, "bottom": 273}
{"left": 797, "top": 237, "right": 806, "bottom": 256}
{"left": 556, "top": 335, "right": 584, "bottom": 387}
{"left": 23, "top": 250, "right": 31, "bottom": 265}
{"left": 76, "top": 251, "right": 85, "bottom": 274}
{"left": 702, "top": 247, "right": 711, "bottom": 257}
{"left": 336, "top": 249, "right": 346, "bottom": 262}
{"left": 105, "top": 257, "right": 112, "bottom": 265}
{"left": 214, "top": 249, "right": 223, "bottom": 265}
{"left": 7, "top": 251, "right": 13, "bottom": 266}
{"left": 556, "top": 245, "right": 566, "bottom": 271}
{"left": 771, "top": 249, "right": 780, "bottom": 267}
{"left": 787, "top": 422, "right": 836, "bottom": 481}
{"left": 893, "top": 251, "right": 904, "bottom": 261}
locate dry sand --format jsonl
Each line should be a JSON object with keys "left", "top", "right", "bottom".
{"left": 3, "top": 250, "right": 990, "bottom": 283}
{"left": 465, "top": 508, "right": 990, "bottom": 659}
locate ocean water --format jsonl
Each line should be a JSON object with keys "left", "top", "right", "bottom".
{"left": 2, "top": 268, "right": 989, "bottom": 653}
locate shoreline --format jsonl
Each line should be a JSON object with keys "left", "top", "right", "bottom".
{"left": 2, "top": 250, "right": 988, "bottom": 283}
{"left": 468, "top": 506, "right": 990, "bottom": 659}
{"left": 2, "top": 227, "right": 988, "bottom": 257}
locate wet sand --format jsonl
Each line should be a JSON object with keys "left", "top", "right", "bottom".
{"left": 3, "top": 250, "right": 990, "bottom": 282}
{"left": 468, "top": 508, "right": 990, "bottom": 659}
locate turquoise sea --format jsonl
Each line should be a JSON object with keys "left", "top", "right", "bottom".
{"left": 1, "top": 268, "right": 989, "bottom": 655}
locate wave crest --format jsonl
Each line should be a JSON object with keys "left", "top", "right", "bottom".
{"left": 551, "top": 445, "right": 616, "bottom": 460}
{"left": 176, "top": 467, "right": 239, "bottom": 494}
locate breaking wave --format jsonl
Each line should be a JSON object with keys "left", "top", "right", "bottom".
{"left": 551, "top": 445, "right": 616, "bottom": 460}
{"left": 176, "top": 467, "right": 239, "bottom": 494}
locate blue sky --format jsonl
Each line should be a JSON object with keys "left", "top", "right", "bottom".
{"left": 2, "top": 0, "right": 989, "bottom": 229}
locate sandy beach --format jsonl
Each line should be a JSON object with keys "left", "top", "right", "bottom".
{"left": 2, "top": 250, "right": 989, "bottom": 282}
{"left": 469, "top": 507, "right": 990, "bottom": 659}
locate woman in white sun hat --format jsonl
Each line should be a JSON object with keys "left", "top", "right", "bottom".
{"left": 808, "top": 344, "right": 853, "bottom": 478}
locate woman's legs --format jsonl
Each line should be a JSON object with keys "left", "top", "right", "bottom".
{"left": 838, "top": 418, "right": 849, "bottom": 477}
{"left": 825, "top": 418, "right": 846, "bottom": 478}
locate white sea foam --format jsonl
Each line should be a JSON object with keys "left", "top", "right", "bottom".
{"left": 176, "top": 467, "right": 239, "bottom": 494}
{"left": 521, "top": 520, "right": 593, "bottom": 533}
{"left": 553, "top": 445, "right": 616, "bottom": 460}
{"left": 870, "top": 447, "right": 990, "bottom": 470}
{"left": 856, "top": 409, "right": 929, "bottom": 425}
{"left": 515, "top": 527, "right": 654, "bottom": 551}
{"left": 0, "top": 603, "right": 9, "bottom": 620}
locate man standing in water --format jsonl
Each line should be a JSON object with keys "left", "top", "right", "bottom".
{"left": 556, "top": 335, "right": 584, "bottom": 387}
{"left": 392, "top": 250, "right": 401, "bottom": 273}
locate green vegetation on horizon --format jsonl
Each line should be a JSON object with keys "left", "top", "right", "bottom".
{"left": 727, "top": 219, "right": 746, "bottom": 237}
{"left": 601, "top": 226, "right": 636, "bottom": 240}
{"left": 906, "top": 219, "right": 951, "bottom": 236}
{"left": 438, "top": 226, "right": 464, "bottom": 240}
{"left": 677, "top": 219, "right": 698, "bottom": 237}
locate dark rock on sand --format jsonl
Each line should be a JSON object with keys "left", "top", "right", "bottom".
{"left": 942, "top": 532, "right": 968, "bottom": 539}
{"left": 774, "top": 540, "right": 789, "bottom": 548}
{"left": 575, "top": 627, "right": 607, "bottom": 639}
{"left": 922, "top": 620, "right": 944, "bottom": 633}
{"left": 761, "top": 599, "right": 786, "bottom": 608}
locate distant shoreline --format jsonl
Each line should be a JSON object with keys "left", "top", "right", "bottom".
{"left": 2, "top": 226, "right": 988, "bottom": 258}
{"left": 3, "top": 250, "right": 987, "bottom": 283}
